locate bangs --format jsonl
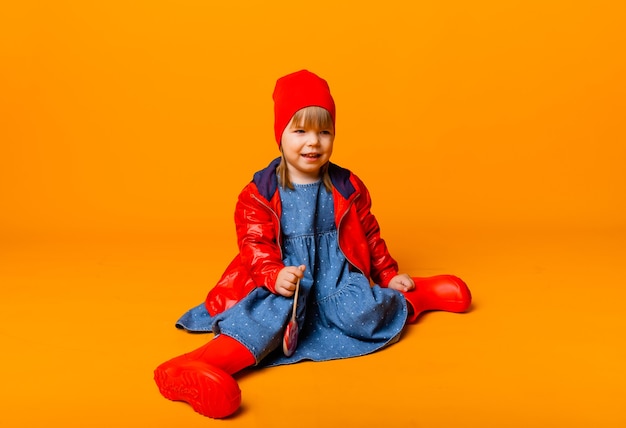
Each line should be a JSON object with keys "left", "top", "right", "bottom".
{"left": 290, "top": 106, "right": 334, "bottom": 131}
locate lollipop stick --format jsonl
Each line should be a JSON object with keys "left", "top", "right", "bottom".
{"left": 291, "top": 277, "right": 300, "bottom": 319}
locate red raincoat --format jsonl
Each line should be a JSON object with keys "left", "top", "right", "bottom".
{"left": 204, "top": 158, "right": 399, "bottom": 316}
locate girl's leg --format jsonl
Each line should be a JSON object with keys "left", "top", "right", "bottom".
{"left": 403, "top": 275, "right": 472, "bottom": 323}
{"left": 153, "top": 334, "right": 255, "bottom": 419}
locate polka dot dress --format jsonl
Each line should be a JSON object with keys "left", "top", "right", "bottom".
{"left": 176, "top": 181, "right": 407, "bottom": 367}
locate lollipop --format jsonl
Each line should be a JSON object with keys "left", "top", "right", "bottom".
{"left": 282, "top": 277, "right": 300, "bottom": 357}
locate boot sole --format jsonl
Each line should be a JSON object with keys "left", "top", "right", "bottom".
{"left": 154, "top": 361, "right": 241, "bottom": 419}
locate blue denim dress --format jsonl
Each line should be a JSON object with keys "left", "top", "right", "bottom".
{"left": 176, "top": 181, "right": 407, "bottom": 367}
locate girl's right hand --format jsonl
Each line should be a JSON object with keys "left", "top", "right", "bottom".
{"left": 275, "top": 265, "right": 305, "bottom": 297}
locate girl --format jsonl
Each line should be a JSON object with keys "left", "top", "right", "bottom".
{"left": 153, "top": 70, "right": 472, "bottom": 419}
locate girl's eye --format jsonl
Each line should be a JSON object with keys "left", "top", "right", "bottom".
{"left": 320, "top": 130, "right": 332, "bottom": 135}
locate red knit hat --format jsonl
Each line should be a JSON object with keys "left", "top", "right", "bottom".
{"left": 272, "top": 70, "right": 336, "bottom": 145}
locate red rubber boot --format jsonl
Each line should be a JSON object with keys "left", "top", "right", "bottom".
{"left": 403, "top": 275, "right": 472, "bottom": 323}
{"left": 153, "top": 334, "right": 255, "bottom": 419}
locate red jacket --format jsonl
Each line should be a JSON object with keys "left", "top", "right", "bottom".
{"left": 204, "top": 158, "right": 399, "bottom": 316}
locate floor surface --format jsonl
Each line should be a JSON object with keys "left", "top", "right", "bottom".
{"left": 1, "top": 227, "right": 625, "bottom": 427}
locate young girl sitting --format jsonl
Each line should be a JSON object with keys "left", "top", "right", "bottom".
{"left": 154, "top": 69, "right": 472, "bottom": 419}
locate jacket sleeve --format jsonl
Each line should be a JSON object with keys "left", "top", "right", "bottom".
{"left": 234, "top": 185, "right": 283, "bottom": 293}
{"left": 352, "top": 175, "right": 399, "bottom": 287}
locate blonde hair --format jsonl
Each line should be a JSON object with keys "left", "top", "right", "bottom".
{"left": 277, "top": 106, "right": 334, "bottom": 191}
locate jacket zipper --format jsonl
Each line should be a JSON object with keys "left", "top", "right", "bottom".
{"left": 336, "top": 193, "right": 362, "bottom": 274}
{"left": 250, "top": 193, "right": 284, "bottom": 259}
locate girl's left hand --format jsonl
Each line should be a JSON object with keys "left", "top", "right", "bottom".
{"left": 387, "top": 274, "right": 415, "bottom": 292}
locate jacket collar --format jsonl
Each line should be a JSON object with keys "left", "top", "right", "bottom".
{"left": 253, "top": 158, "right": 281, "bottom": 202}
{"left": 253, "top": 157, "right": 356, "bottom": 202}
{"left": 328, "top": 162, "right": 356, "bottom": 200}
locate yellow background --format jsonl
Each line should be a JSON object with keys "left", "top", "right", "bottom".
{"left": 1, "top": 1, "right": 625, "bottom": 427}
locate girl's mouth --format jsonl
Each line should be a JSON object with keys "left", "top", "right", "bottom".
{"left": 301, "top": 153, "right": 321, "bottom": 159}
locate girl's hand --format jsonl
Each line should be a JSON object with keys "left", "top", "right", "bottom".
{"left": 275, "top": 265, "right": 305, "bottom": 297}
{"left": 387, "top": 274, "right": 415, "bottom": 292}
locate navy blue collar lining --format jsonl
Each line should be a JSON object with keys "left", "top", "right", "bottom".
{"left": 253, "top": 157, "right": 356, "bottom": 202}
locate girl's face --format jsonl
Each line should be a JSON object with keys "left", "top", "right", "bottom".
{"left": 280, "top": 117, "right": 334, "bottom": 184}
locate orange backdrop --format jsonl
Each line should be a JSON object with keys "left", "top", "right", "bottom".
{"left": 2, "top": 1, "right": 624, "bottom": 242}
{"left": 1, "top": 2, "right": 626, "bottom": 428}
